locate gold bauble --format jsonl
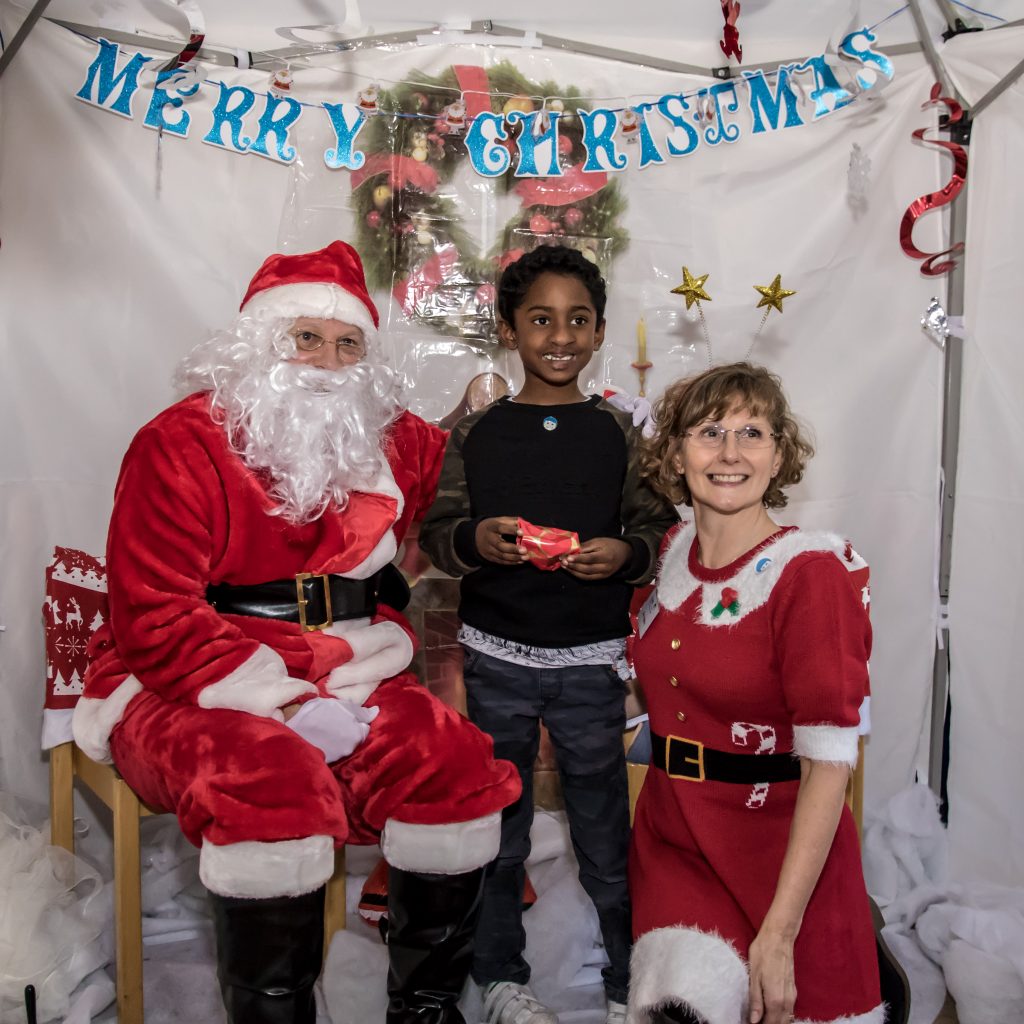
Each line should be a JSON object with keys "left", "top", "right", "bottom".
{"left": 372, "top": 184, "right": 393, "bottom": 210}
{"left": 502, "top": 95, "right": 534, "bottom": 116}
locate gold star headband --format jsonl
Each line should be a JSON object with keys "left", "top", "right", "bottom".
{"left": 669, "top": 267, "right": 797, "bottom": 368}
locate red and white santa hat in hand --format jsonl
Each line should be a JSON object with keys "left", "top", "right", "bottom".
{"left": 239, "top": 240, "right": 379, "bottom": 340}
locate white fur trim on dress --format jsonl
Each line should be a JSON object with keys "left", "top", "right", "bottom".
{"left": 794, "top": 1005, "right": 885, "bottom": 1024}
{"left": 242, "top": 283, "right": 377, "bottom": 341}
{"left": 72, "top": 676, "right": 145, "bottom": 764}
{"left": 199, "top": 834, "right": 335, "bottom": 898}
{"left": 381, "top": 812, "right": 502, "bottom": 874}
{"left": 792, "top": 724, "right": 860, "bottom": 768}
{"left": 324, "top": 620, "right": 414, "bottom": 704}
{"left": 197, "top": 645, "right": 317, "bottom": 717}
{"left": 626, "top": 926, "right": 748, "bottom": 1024}
{"left": 657, "top": 524, "right": 867, "bottom": 627}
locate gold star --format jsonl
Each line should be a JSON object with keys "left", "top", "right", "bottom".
{"left": 753, "top": 274, "right": 796, "bottom": 314}
{"left": 671, "top": 267, "right": 712, "bottom": 310}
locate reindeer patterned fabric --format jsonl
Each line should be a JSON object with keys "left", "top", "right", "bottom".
{"left": 41, "top": 547, "right": 108, "bottom": 749}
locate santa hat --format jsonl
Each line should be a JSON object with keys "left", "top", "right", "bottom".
{"left": 239, "top": 240, "right": 379, "bottom": 339}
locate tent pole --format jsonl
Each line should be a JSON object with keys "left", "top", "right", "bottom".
{"left": 927, "top": 120, "right": 968, "bottom": 807}
{"left": 0, "top": 0, "right": 53, "bottom": 79}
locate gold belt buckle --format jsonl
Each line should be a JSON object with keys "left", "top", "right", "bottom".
{"left": 666, "top": 735, "right": 705, "bottom": 781}
{"left": 295, "top": 572, "right": 332, "bottom": 632}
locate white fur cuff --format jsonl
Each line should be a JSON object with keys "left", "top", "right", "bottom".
{"left": 72, "top": 676, "right": 145, "bottom": 763}
{"left": 381, "top": 812, "right": 501, "bottom": 874}
{"left": 325, "top": 621, "right": 414, "bottom": 703}
{"left": 197, "top": 645, "right": 317, "bottom": 717}
{"left": 794, "top": 1006, "right": 885, "bottom": 1024}
{"left": 199, "top": 834, "right": 335, "bottom": 898}
{"left": 792, "top": 724, "right": 860, "bottom": 768}
{"left": 627, "top": 926, "right": 748, "bottom": 1024}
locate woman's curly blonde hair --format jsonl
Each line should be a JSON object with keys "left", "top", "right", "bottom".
{"left": 641, "top": 362, "right": 814, "bottom": 509}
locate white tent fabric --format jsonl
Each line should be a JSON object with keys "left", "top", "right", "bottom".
{"left": 943, "top": 24, "right": 1024, "bottom": 890}
{"left": 0, "top": 11, "right": 949, "bottom": 812}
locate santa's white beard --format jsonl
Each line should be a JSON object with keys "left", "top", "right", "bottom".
{"left": 177, "top": 320, "right": 403, "bottom": 522}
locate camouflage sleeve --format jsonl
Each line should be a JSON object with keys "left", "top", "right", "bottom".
{"left": 600, "top": 400, "right": 680, "bottom": 586}
{"left": 418, "top": 413, "right": 482, "bottom": 577}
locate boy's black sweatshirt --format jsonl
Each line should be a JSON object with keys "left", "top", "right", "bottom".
{"left": 419, "top": 395, "right": 679, "bottom": 649}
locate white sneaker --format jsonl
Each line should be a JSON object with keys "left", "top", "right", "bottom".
{"left": 605, "top": 1000, "right": 628, "bottom": 1024}
{"left": 482, "top": 981, "right": 559, "bottom": 1024}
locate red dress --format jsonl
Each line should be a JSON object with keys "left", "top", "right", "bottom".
{"left": 627, "top": 524, "right": 882, "bottom": 1024}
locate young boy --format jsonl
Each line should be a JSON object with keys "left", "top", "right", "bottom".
{"left": 420, "top": 245, "right": 678, "bottom": 1024}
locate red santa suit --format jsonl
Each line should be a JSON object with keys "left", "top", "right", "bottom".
{"left": 627, "top": 524, "right": 882, "bottom": 1024}
{"left": 73, "top": 245, "right": 520, "bottom": 902}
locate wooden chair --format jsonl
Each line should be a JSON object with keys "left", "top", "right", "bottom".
{"left": 43, "top": 548, "right": 346, "bottom": 1024}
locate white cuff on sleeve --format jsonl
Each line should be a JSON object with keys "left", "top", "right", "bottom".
{"left": 197, "top": 645, "right": 317, "bottom": 717}
{"left": 792, "top": 724, "right": 860, "bottom": 768}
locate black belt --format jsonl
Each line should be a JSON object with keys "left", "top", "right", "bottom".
{"left": 651, "top": 730, "right": 802, "bottom": 784}
{"left": 206, "top": 563, "right": 410, "bottom": 632}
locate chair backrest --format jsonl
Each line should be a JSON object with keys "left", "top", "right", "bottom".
{"left": 42, "top": 547, "right": 108, "bottom": 751}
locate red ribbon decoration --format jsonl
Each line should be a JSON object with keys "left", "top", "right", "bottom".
{"left": 514, "top": 164, "right": 609, "bottom": 207}
{"left": 392, "top": 244, "right": 460, "bottom": 314}
{"left": 719, "top": 1, "right": 742, "bottom": 62}
{"left": 350, "top": 153, "right": 440, "bottom": 194}
{"left": 899, "top": 82, "right": 968, "bottom": 277}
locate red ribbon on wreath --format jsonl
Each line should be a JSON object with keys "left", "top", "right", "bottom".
{"left": 351, "top": 153, "right": 440, "bottom": 194}
{"left": 514, "top": 164, "right": 609, "bottom": 207}
{"left": 899, "top": 83, "right": 968, "bottom": 277}
{"left": 392, "top": 243, "right": 460, "bottom": 314}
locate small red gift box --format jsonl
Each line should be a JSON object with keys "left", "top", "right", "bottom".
{"left": 517, "top": 517, "right": 580, "bottom": 571}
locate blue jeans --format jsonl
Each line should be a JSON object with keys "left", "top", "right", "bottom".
{"left": 462, "top": 648, "right": 631, "bottom": 1004}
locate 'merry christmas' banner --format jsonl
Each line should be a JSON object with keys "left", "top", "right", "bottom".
{"left": 74, "top": 28, "right": 894, "bottom": 177}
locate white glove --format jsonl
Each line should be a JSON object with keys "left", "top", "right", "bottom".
{"left": 285, "top": 697, "right": 379, "bottom": 763}
{"left": 603, "top": 389, "right": 656, "bottom": 438}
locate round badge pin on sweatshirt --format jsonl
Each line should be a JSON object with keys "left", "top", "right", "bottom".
{"left": 543, "top": 416, "right": 558, "bottom": 431}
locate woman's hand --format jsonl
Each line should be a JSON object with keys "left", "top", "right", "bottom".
{"left": 561, "top": 537, "right": 631, "bottom": 579}
{"left": 747, "top": 928, "right": 796, "bottom": 1023}
{"left": 475, "top": 516, "right": 526, "bottom": 565}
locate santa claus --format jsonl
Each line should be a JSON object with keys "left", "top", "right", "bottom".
{"left": 72, "top": 241, "right": 520, "bottom": 1024}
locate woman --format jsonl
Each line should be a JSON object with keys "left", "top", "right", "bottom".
{"left": 627, "top": 363, "right": 882, "bottom": 1024}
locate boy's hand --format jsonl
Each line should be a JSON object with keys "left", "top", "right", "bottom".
{"left": 476, "top": 516, "right": 527, "bottom": 565}
{"left": 561, "top": 538, "right": 632, "bottom": 580}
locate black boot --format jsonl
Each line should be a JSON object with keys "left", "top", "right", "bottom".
{"left": 209, "top": 887, "right": 325, "bottom": 1024}
{"left": 870, "top": 898, "right": 911, "bottom": 1024}
{"left": 384, "top": 866, "right": 485, "bottom": 1024}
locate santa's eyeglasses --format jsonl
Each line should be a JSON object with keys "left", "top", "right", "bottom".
{"left": 289, "top": 328, "right": 366, "bottom": 358}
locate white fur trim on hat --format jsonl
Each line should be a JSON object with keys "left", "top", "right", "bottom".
{"left": 324, "top": 619, "right": 414, "bottom": 704}
{"left": 72, "top": 675, "right": 145, "bottom": 764}
{"left": 381, "top": 812, "right": 502, "bottom": 874}
{"left": 242, "top": 282, "right": 377, "bottom": 339}
{"left": 627, "top": 925, "right": 748, "bottom": 1024}
{"left": 197, "top": 645, "right": 318, "bottom": 717}
{"left": 792, "top": 724, "right": 860, "bottom": 768}
{"left": 199, "top": 834, "right": 335, "bottom": 897}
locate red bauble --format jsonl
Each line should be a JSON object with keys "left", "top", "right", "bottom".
{"left": 529, "top": 213, "right": 552, "bottom": 234}
{"left": 475, "top": 283, "right": 496, "bottom": 305}
{"left": 558, "top": 135, "right": 573, "bottom": 155}
{"left": 563, "top": 207, "right": 583, "bottom": 229}
{"left": 366, "top": 210, "right": 382, "bottom": 228}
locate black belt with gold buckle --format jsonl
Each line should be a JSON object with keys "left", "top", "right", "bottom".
{"left": 206, "top": 563, "right": 410, "bottom": 632}
{"left": 651, "top": 730, "right": 802, "bottom": 784}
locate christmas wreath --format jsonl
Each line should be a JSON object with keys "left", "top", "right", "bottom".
{"left": 350, "top": 61, "right": 629, "bottom": 345}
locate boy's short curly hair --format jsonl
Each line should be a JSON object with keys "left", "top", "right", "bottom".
{"left": 497, "top": 245, "right": 607, "bottom": 325}
{"left": 641, "top": 362, "right": 814, "bottom": 510}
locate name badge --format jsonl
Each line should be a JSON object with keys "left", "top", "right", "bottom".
{"left": 637, "top": 590, "right": 659, "bottom": 638}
